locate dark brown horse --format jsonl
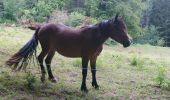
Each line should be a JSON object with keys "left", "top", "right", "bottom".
{"left": 6, "top": 14, "right": 131, "bottom": 92}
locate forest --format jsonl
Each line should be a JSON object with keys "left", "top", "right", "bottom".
{"left": 1, "top": 0, "right": 170, "bottom": 99}
{"left": 0, "top": 0, "right": 170, "bottom": 46}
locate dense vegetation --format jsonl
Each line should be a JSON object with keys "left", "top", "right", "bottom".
{"left": 0, "top": 0, "right": 169, "bottom": 45}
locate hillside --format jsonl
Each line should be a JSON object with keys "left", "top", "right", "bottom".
{"left": 0, "top": 26, "right": 170, "bottom": 99}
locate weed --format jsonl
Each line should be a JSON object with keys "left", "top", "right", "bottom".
{"left": 162, "top": 80, "right": 170, "bottom": 91}
{"left": 155, "top": 65, "right": 167, "bottom": 87}
{"left": 130, "top": 56, "right": 144, "bottom": 69}
{"left": 24, "top": 71, "right": 36, "bottom": 90}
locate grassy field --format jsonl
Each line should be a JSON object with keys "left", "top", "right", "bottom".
{"left": 1, "top": 26, "right": 170, "bottom": 100}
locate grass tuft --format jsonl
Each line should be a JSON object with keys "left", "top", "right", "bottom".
{"left": 24, "top": 71, "right": 37, "bottom": 90}
{"left": 130, "top": 55, "right": 145, "bottom": 70}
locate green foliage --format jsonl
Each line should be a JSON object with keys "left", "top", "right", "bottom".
{"left": 143, "top": 0, "right": 170, "bottom": 46}
{"left": 135, "top": 25, "right": 164, "bottom": 46}
{"left": 1, "top": 0, "right": 167, "bottom": 46}
{"left": 83, "top": 0, "right": 144, "bottom": 37}
{"left": 24, "top": 72, "right": 36, "bottom": 90}
{"left": 130, "top": 56, "right": 144, "bottom": 69}
{"left": 0, "top": 0, "right": 67, "bottom": 22}
{"left": 155, "top": 65, "right": 167, "bottom": 87}
{"left": 31, "top": 1, "right": 52, "bottom": 22}
{"left": 31, "top": 0, "right": 66, "bottom": 22}
{"left": 84, "top": 0, "right": 98, "bottom": 17}
{"left": 65, "top": 12, "right": 85, "bottom": 27}
{"left": 162, "top": 80, "right": 170, "bottom": 91}
{"left": 131, "top": 56, "right": 138, "bottom": 66}
{"left": 0, "top": 0, "right": 24, "bottom": 22}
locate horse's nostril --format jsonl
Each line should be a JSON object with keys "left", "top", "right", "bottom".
{"left": 122, "top": 39, "right": 131, "bottom": 48}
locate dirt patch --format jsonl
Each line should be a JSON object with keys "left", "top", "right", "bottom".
{"left": 0, "top": 48, "right": 11, "bottom": 56}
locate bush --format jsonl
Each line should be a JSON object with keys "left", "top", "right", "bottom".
{"left": 49, "top": 11, "right": 68, "bottom": 23}
{"left": 134, "top": 25, "right": 164, "bottom": 46}
{"left": 154, "top": 65, "right": 170, "bottom": 91}
{"left": 82, "top": 16, "right": 97, "bottom": 25}
{"left": 162, "top": 80, "right": 170, "bottom": 91}
{"left": 24, "top": 72, "right": 36, "bottom": 90}
{"left": 31, "top": 1, "right": 53, "bottom": 22}
{"left": 155, "top": 65, "right": 167, "bottom": 87}
{"left": 65, "top": 12, "right": 85, "bottom": 27}
{"left": 130, "top": 55, "right": 144, "bottom": 69}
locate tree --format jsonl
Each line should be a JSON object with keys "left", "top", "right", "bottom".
{"left": 82, "top": 0, "right": 144, "bottom": 37}
{"left": 143, "top": 0, "right": 170, "bottom": 46}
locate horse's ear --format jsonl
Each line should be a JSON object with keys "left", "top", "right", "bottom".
{"left": 115, "top": 13, "right": 119, "bottom": 21}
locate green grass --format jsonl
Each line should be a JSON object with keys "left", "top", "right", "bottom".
{"left": 1, "top": 26, "right": 170, "bottom": 99}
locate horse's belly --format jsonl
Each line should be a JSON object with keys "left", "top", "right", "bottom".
{"left": 55, "top": 47, "right": 82, "bottom": 58}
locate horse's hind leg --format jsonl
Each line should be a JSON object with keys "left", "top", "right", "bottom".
{"left": 38, "top": 50, "right": 48, "bottom": 82}
{"left": 45, "top": 49, "right": 56, "bottom": 83}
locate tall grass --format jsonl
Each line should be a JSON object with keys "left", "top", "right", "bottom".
{"left": 130, "top": 55, "right": 145, "bottom": 70}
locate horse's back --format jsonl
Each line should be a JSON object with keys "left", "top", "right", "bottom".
{"left": 38, "top": 23, "right": 83, "bottom": 36}
{"left": 37, "top": 23, "right": 84, "bottom": 57}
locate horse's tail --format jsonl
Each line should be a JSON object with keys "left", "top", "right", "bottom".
{"left": 28, "top": 24, "right": 42, "bottom": 30}
{"left": 6, "top": 27, "right": 40, "bottom": 70}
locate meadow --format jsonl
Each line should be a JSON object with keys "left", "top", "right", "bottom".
{"left": 0, "top": 26, "right": 170, "bottom": 99}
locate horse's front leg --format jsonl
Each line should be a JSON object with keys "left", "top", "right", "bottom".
{"left": 81, "top": 57, "right": 89, "bottom": 92}
{"left": 90, "top": 56, "right": 99, "bottom": 89}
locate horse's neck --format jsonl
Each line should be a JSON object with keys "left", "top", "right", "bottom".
{"left": 98, "top": 20, "right": 111, "bottom": 35}
{"left": 97, "top": 21, "right": 110, "bottom": 44}
{"left": 89, "top": 25, "right": 109, "bottom": 46}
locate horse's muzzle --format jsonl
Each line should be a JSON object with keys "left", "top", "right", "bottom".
{"left": 122, "top": 39, "right": 131, "bottom": 48}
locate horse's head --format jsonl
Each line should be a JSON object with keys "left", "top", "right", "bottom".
{"left": 109, "top": 14, "right": 131, "bottom": 47}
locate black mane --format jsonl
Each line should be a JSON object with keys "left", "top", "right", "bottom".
{"left": 98, "top": 19, "right": 112, "bottom": 35}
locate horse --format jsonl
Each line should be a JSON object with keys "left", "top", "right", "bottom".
{"left": 6, "top": 14, "right": 131, "bottom": 92}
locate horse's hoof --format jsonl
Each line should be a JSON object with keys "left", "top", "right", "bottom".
{"left": 81, "top": 88, "right": 88, "bottom": 93}
{"left": 41, "top": 77, "right": 45, "bottom": 83}
{"left": 49, "top": 77, "right": 58, "bottom": 83}
{"left": 81, "top": 86, "right": 88, "bottom": 93}
{"left": 92, "top": 83, "right": 99, "bottom": 89}
{"left": 94, "top": 85, "right": 99, "bottom": 90}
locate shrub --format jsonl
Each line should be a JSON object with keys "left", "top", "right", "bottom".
{"left": 134, "top": 25, "right": 164, "bottom": 46}
{"left": 82, "top": 16, "right": 97, "bottom": 25}
{"left": 65, "top": 12, "right": 85, "bottom": 27}
{"left": 154, "top": 65, "right": 170, "bottom": 91}
{"left": 24, "top": 71, "right": 36, "bottom": 90}
{"left": 130, "top": 56, "right": 144, "bottom": 69}
{"left": 162, "top": 80, "right": 170, "bottom": 91}
{"left": 49, "top": 11, "right": 68, "bottom": 23}
{"left": 31, "top": 1, "right": 53, "bottom": 22}
{"left": 155, "top": 65, "right": 167, "bottom": 87}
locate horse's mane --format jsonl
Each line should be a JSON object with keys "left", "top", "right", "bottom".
{"left": 97, "top": 19, "right": 112, "bottom": 35}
